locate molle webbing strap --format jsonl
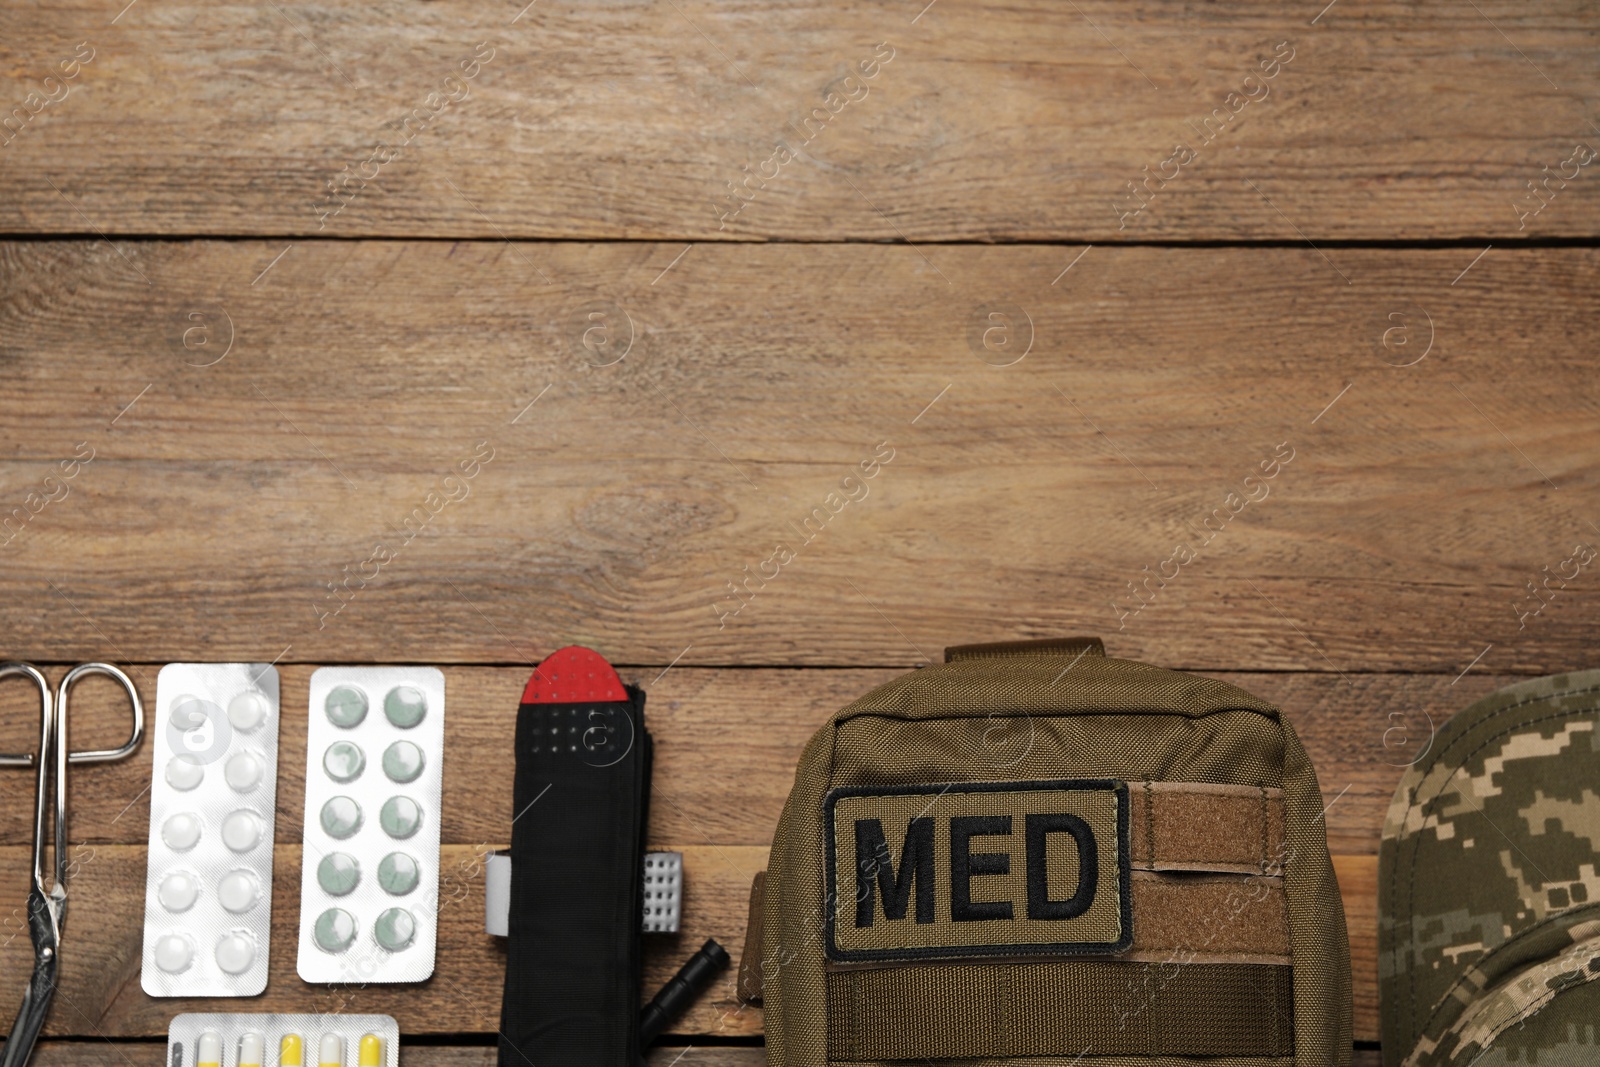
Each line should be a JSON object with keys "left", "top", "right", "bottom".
{"left": 729, "top": 871, "right": 1289, "bottom": 999}
{"left": 498, "top": 649, "right": 652, "bottom": 1067}
{"left": 1130, "top": 781, "right": 1286, "bottom": 874}
{"left": 826, "top": 960, "right": 1295, "bottom": 1061}
{"left": 825, "top": 871, "right": 1290, "bottom": 970}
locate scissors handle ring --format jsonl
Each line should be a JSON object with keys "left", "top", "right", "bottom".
{"left": 0, "top": 664, "right": 50, "bottom": 769}
{"left": 0, "top": 663, "right": 143, "bottom": 767}
{"left": 58, "top": 663, "right": 144, "bottom": 764}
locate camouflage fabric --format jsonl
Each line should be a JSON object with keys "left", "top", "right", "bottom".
{"left": 1380, "top": 671, "right": 1600, "bottom": 1066}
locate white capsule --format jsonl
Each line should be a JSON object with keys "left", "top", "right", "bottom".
{"left": 238, "top": 1031, "right": 265, "bottom": 1067}
{"left": 319, "top": 1033, "right": 345, "bottom": 1067}
{"left": 196, "top": 1030, "right": 222, "bottom": 1067}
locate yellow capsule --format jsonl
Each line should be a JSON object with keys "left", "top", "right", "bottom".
{"left": 279, "top": 1033, "right": 305, "bottom": 1067}
{"left": 319, "top": 1032, "right": 345, "bottom": 1067}
{"left": 358, "top": 1034, "right": 383, "bottom": 1066}
{"left": 196, "top": 1031, "right": 222, "bottom": 1067}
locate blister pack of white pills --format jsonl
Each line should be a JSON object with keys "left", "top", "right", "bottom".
{"left": 166, "top": 1012, "right": 398, "bottom": 1067}
{"left": 297, "top": 667, "right": 445, "bottom": 983}
{"left": 142, "top": 664, "right": 281, "bottom": 997}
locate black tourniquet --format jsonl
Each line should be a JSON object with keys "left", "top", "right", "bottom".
{"left": 499, "top": 682, "right": 651, "bottom": 1067}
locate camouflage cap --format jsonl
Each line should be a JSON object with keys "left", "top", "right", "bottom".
{"left": 1380, "top": 671, "right": 1600, "bottom": 1066}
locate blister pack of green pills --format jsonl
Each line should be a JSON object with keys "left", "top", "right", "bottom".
{"left": 295, "top": 667, "right": 445, "bottom": 982}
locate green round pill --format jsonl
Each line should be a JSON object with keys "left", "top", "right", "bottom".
{"left": 374, "top": 907, "right": 416, "bottom": 951}
{"left": 383, "top": 685, "right": 427, "bottom": 728}
{"left": 320, "top": 795, "right": 363, "bottom": 839}
{"left": 323, "top": 740, "right": 366, "bottom": 782}
{"left": 325, "top": 685, "right": 368, "bottom": 728}
{"left": 379, "top": 796, "right": 423, "bottom": 839}
{"left": 313, "top": 907, "right": 357, "bottom": 953}
{"left": 377, "top": 852, "right": 420, "bottom": 895}
{"left": 317, "top": 852, "right": 361, "bottom": 896}
{"left": 382, "top": 740, "right": 425, "bottom": 783}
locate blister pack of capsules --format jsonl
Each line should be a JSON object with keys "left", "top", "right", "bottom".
{"left": 297, "top": 667, "right": 445, "bottom": 982}
{"left": 142, "top": 664, "right": 281, "bottom": 997}
{"left": 166, "top": 1012, "right": 398, "bottom": 1067}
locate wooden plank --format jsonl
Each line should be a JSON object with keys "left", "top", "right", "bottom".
{"left": 1, "top": 2, "right": 1596, "bottom": 239}
{"left": 1340, "top": 855, "right": 1380, "bottom": 1049}
{"left": 22, "top": 1046, "right": 1388, "bottom": 1066}
{"left": 25, "top": 1042, "right": 768, "bottom": 1065}
{"left": 0, "top": 845, "right": 1384, "bottom": 1041}
{"left": 0, "top": 665, "right": 1518, "bottom": 856}
{"left": 2, "top": 242, "right": 1598, "bottom": 670}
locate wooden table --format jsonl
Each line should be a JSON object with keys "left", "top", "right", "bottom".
{"left": 2, "top": 1, "right": 1596, "bottom": 1062}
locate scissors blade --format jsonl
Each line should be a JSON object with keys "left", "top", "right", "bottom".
{"left": 0, "top": 887, "right": 62, "bottom": 1067}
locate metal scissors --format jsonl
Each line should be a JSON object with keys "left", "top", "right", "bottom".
{"left": 1, "top": 662, "right": 143, "bottom": 1067}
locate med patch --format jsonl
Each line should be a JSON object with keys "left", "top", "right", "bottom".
{"left": 824, "top": 779, "right": 1131, "bottom": 962}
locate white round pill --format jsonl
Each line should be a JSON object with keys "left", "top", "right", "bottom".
{"left": 160, "top": 812, "right": 202, "bottom": 851}
{"left": 221, "top": 809, "right": 263, "bottom": 852}
{"left": 168, "top": 695, "right": 208, "bottom": 730}
{"left": 228, "top": 690, "right": 270, "bottom": 731}
{"left": 153, "top": 933, "right": 194, "bottom": 973}
{"left": 165, "top": 755, "right": 205, "bottom": 791}
{"left": 218, "top": 869, "right": 261, "bottom": 913}
{"left": 224, "top": 750, "right": 263, "bottom": 792}
{"left": 157, "top": 870, "right": 200, "bottom": 912}
{"left": 215, "top": 931, "right": 256, "bottom": 974}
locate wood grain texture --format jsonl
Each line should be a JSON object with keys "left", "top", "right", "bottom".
{"left": 17, "top": 1046, "right": 1388, "bottom": 1067}
{"left": 18, "top": 1049, "right": 1388, "bottom": 1067}
{"left": 24, "top": 1043, "right": 771, "bottom": 1065}
{"left": 1, "top": 2, "right": 1597, "bottom": 239}
{"left": 0, "top": 845, "right": 1383, "bottom": 1041}
{"left": 2, "top": 241, "right": 1598, "bottom": 670}
{"left": 3, "top": 2, "right": 1584, "bottom": 1059}
{"left": 0, "top": 665, "right": 1518, "bottom": 856}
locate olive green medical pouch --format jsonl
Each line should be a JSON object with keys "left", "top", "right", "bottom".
{"left": 747, "top": 638, "right": 1352, "bottom": 1066}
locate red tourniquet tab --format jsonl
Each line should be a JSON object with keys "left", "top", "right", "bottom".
{"left": 521, "top": 645, "right": 628, "bottom": 704}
